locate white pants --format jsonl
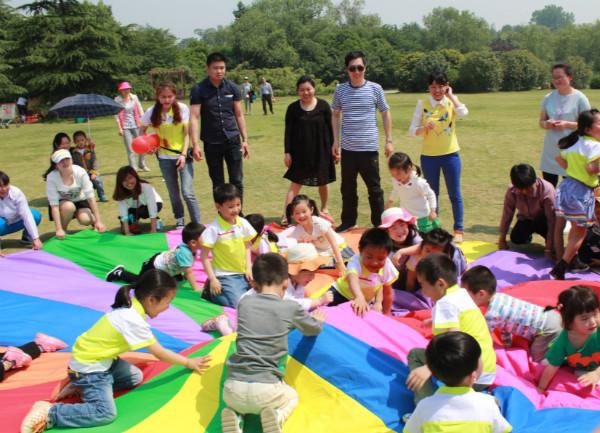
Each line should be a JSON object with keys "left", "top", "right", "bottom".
{"left": 223, "top": 379, "right": 298, "bottom": 421}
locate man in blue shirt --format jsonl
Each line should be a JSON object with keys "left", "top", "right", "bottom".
{"left": 332, "top": 51, "right": 393, "bottom": 232}
{"left": 190, "top": 52, "right": 250, "bottom": 200}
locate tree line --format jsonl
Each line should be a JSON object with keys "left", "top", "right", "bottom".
{"left": 1, "top": 0, "right": 600, "bottom": 105}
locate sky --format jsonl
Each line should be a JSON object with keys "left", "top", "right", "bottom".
{"left": 8, "top": 0, "right": 600, "bottom": 40}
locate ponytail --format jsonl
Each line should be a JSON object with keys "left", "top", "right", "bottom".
{"left": 111, "top": 270, "right": 176, "bottom": 310}
{"left": 112, "top": 285, "right": 134, "bottom": 309}
{"left": 558, "top": 130, "right": 581, "bottom": 150}
{"left": 559, "top": 109, "right": 600, "bottom": 149}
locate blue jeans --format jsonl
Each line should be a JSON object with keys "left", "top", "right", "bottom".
{"left": 206, "top": 274, "right": 250, "bottom": 307}
{"left": 0, "top": 208, "right": 41, "bottom": 238}
{"left": 420, "top": 152, "right": 464, "bottom": 231}
{"left": 48, "top": 358, "right": 143, "bottom": 428}
{"left": 92, "top": 175, "right": 106, "bottom": 199}
{"left": 158, "top": 157, "right": 201, "bottom": 223}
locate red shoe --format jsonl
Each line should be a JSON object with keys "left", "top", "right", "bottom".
{"left": 3, "top": 346, "right": 32, "bottom": 368}
{"left": 35, "top": 333, "right": 68, "bottom": 353}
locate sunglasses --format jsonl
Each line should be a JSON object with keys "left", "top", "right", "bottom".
{"left": 348, "top": 65, "right": 365, "bottom": 72}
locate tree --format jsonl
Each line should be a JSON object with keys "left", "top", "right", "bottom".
{"left": 396, "top": 51, "right": 425, "bottom": 92}
{"left": 499, "top": 49, "right": 547, "bottom": 91}
{"left": 565, "top": 56, "right": 593, "bottom": 89}
{"left": 423, "top": 7, "right": 493, "bottom": 53}
{"left": 530, "top": 4, "right": 574, "bottom": 30}
{"left": 456, "top": 51, "right": 502, "bottom": 92}
{"left": 0, "top": 1, "right": 26, "bottom": 99}
{"left": 9, "top": 1, "right": 128, "bottom": 102}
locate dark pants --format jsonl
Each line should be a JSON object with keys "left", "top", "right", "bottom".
{"left": 340, "top": 149, "right": 384, "bottom": 227}
{"left": 510, "top": 217, "right": 548, "bottom": 244}
{"left": 127, "top": 203, "right": 163, "bottom": 222}
{"left": 262, "top": 94, "right": 273, "bottom": 114}
{"left": 204, "top": 137, "right": 244, "bottom": 200}
{"left": 542, "top": 172, "right": 559, "bottom": 188}
{"left": 0, "top": 341, "right": 41, "bottom": 381}
{"left": 117, "top": 253, "right": 159, "bottom": 284}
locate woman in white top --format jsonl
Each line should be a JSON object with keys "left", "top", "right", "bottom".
{"left": 0, "top": 171, "right": 42, "bottom": 253}
{"left": 539, "top": 63, "right": 590, "bottom": 187}
{"left": 112, "top": 166, "right": 163, "bottom": 235}
{"left": 114, "top": 81, "right": 148, "bottom": 171}
{"left": 45, "top": 149, "right": 105, "bottom": 239}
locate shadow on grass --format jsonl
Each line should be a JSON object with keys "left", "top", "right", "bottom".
{"left": 467, "top": 224, "right": 498, "bottom": 235}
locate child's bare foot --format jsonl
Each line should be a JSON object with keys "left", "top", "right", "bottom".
{"left": 319, "top": 291, "right": 333, "bottom": 306}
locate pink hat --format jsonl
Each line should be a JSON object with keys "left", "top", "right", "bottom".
{"left": 118, "top": 81, "right": 132, "bottom": 91}
{"left": 379, "top": 207, "right": 416, "bottom": 228}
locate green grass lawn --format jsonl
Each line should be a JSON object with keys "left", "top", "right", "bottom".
{"left": 1, "top": 90, "right": 598, "bottom": 254}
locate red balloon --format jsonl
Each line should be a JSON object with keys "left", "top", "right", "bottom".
{"left": 132, "top": 134, "right": 160, "bottom": 154}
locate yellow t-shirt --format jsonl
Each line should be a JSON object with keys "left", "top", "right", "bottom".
{"left": 141, "top": 102, "right": 190, "bottom": 157}
{"left": 420, "top": 98, "right": 460, "bottom": 156}
{"left": 561, "top": 136, "right": 600, "bottom": 187}
{"left": 432, "top": 285, "right": 496, "bottom": 385}
{"left": 202, "top": 215, "right": 257, "bottom": 275}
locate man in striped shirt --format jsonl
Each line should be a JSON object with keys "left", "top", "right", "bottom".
{"left": 332, "top": 51, "right": 393, "bottom": 232}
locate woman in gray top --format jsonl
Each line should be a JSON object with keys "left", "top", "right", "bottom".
{"left": 115, "top": 82, "right": 148, "bottom": 171}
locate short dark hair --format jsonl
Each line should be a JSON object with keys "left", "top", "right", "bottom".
{"left": 213, "top": 183, "right": 241, "bottom": 204}
{"left": 416, "top": 253, "right": 457, "bottom": 286}
{"left": 206, "top": 52, "right": 227, "bottom": 66}
{"left": 253, "top": 253, "right": 288, "bottom": 288}
{"left": 421, "top": 228, "right": 454, "bottom": 256}
{"left": 344, "top": 50, "right": 366, "bottom": 67}
{"left": 296, "top": 75, "right": 316, "bottom": 90}
{"left": 0, "top": 171, "right": 9, "bottom": 185}
{"left": 73, "top": 130, "right": 87, "bottom": 141}
{"left": 552, "top": 63, "right": 572, "bottom": 78}
{"left": 510, "top": 164, "right": 537, "bottom": 189}
{"left": 462, "top": 265, "right": 496, "bottom": 295}
{"left": 358, "top": 228, "right": 393, "bottom": 253}
{"left": 426, "top": 331, "right": 481, "bottom": 387}
{"left": 428, "top": 71, "right": 449, "bottom": 86}
{"left": 558, "top": 285, "right": 600, "bottom": 330}
{"left": 182, "top": 222, "right": 205, "bottom": 243}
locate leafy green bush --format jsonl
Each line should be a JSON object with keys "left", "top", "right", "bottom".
{"left": 499, "top": 49, "right": 547, "bottom": 91}
{"left": 456, "top": 51, "right": 503, "bottom": 92}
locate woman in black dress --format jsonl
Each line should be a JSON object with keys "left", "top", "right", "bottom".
{"left": 281, "top": 76, "right": 336, "bottom": 225}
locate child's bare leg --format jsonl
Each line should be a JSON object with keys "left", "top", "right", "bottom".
{"left": 554, "top": 216, "right": 565, "bottom": 260}
{"left": 59, "top": 201, "right": 76, "bottom": 230}
{"left": 76, "top": 209, "right": 94, "bottom": 227}
{"left": 319, "top": 185, "right": 329, "bottom": 214}
{"left": 563, "top": 224, "right": 587, "bottom": 263}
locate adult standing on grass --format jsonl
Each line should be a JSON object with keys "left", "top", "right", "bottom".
{"left": 281, "top": 76, "right": 336, "bottom": 225}
{"left": 114, "top": 82, "right": 148, "bottom": 172}
{"left": 45, "top": 149, "right": 105, "bottom": 240}
{"left": 259, "top": 77, "right": 274, "bottom": 115}
{"left": 539, "top": 63, "right": 590, "bottom": 188}
{"left": 241, "top": 76, "right": 253, "bottom": 115}
{"left": 190, "top": 52, "right": 249, "bottom": 201}
{"left": 332, "top": 50, "right": 393, "bottom": 232}
{"left": 0, "top": 171, "right": 42, "bottom": 254}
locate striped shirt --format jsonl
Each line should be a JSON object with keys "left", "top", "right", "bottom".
{"left": 331, "top": 80, "right": 389, "bottom": 152}
{"left": 485, "top": 293, "right": 546, "bottom": 341}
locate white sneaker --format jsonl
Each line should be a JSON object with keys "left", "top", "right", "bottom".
{"left": 221, "top": 407, "right": 242, "bottom": 433}
{"left": 260, "top": 407, "right": 282, "bottom": 433}
{"left": 21, "top": 401, "right": 52, "bottom": 433}
{"left": 176, "top": 218, "right": 185, "bottom": 230}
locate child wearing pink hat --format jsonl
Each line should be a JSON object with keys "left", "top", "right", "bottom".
{"left": 115, "top": 81, "right": 147, "bottom": 171}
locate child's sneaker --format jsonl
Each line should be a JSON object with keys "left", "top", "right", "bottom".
{"left": 105, "top": 265, "right": 125, "bottom": 282}
{"left": 99, "top": 195, "right": 109, "bottom": 203}
{"left": 221, "top": 407, "right": 243, "bottom": 433}
{"left": 260, "top": 407, "right": 282, "bottom": 433}
{"left": 3, "top": 346, "right": 33, "bottom": 368}
{"left": 201, "top": 314, "right": 234, "bottom": 336}
{"left": 20, "top": 400, "right": 52, "bottom": 433}
{"left": 175, "top": 218, "right": 185, "bottom": 230}
{"left": 35, "top": 333, "right": 68, "bottom": 353}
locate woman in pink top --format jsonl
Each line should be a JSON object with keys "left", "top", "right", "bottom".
{"left": 114, "top": 82, "right": 148, "bottom": 171}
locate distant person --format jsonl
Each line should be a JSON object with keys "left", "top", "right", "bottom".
{"left": 332, "top": 50, "right": 393, "bottom": 232}
{"left": 16, "top": 96, "right": 27, "bottom": 124}
{"left": 142, "top": 81, "right": 201, "bottom": 229}
{"left": 44, "top": 149, "right": 105, "bottom": 240}
{"left": 498, "top": 164, "right": 556, "bottom": 258}
{"left": 114, "top": 81, "right": 148, "bottom": 171}
{"left": 281, "top": 76, "right": 335, "bottom": 225}
{"left": 408, "top": 71, "right": 469, "bottom": 243}
{"left": 0, "top": 171, "right": 42, "bottom": 254}
{"left": 539, "top": 63, "right": 590, "bottom": 187}
{"left": 190, "top": 52, "right": 249, "bottom": 201}
{"left": 240, "top": 76, "right": 253, "bottom": 115}
{"left": 259, "top": 77, "right": 274, "bottom": 115}
{"left": 71, "top": 130, "right": 108, "bottom": 202}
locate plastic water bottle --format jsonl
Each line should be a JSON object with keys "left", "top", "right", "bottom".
{"left": 156, "top": 220, "right": 163, "bottom": 231}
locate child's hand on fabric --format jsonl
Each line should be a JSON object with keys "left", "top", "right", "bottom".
{"left": 406, "top": 365, "right": 432, "bottom": 391}
{"left": 319, "top": 291, "right": 334, "bottom": 306}
{"left": 311, "top": 309, "right": 326, "bottom": 322}
{"left": 351, "top": 296, "right": 369, "bottom": 317}
{"left": 372, "top": 301, "right": 383, "bottom": 313}
{"left": 498, "top": 239, "right": 509, "bottom": 250}
{"left": 578, "top": 368, "right": 600, "bottom": 389}
{"left": 32, "top": 238, "right": 42, "bottom": 250}
{"left": 209, "top": 278, "right": 222, "bottom": 295}
{"left": 94, "top": 221, "right": 106, "bottom": 233}
{"left": 420, "top": 318, "right": 432, "bottom": 328}
{"left": 428, "top": 209, "right": 436, "bottom": 221}
{"left": 186, "top": 355, "right": 212, "bottom": 374}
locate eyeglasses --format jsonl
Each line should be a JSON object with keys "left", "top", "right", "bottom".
{"left": 348, "top": 65, "right": 365, "bottom": 73}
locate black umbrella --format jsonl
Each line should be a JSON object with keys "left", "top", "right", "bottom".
{"left": 49, "top": 93, "right": 124, "bottom": 135}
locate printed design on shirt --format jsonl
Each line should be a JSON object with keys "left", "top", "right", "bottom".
{"left": 423, "top": 108, "right": 453, "bottom": 137}
{"left": 567, "top": 352, "right": 600, "bottom": 370}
